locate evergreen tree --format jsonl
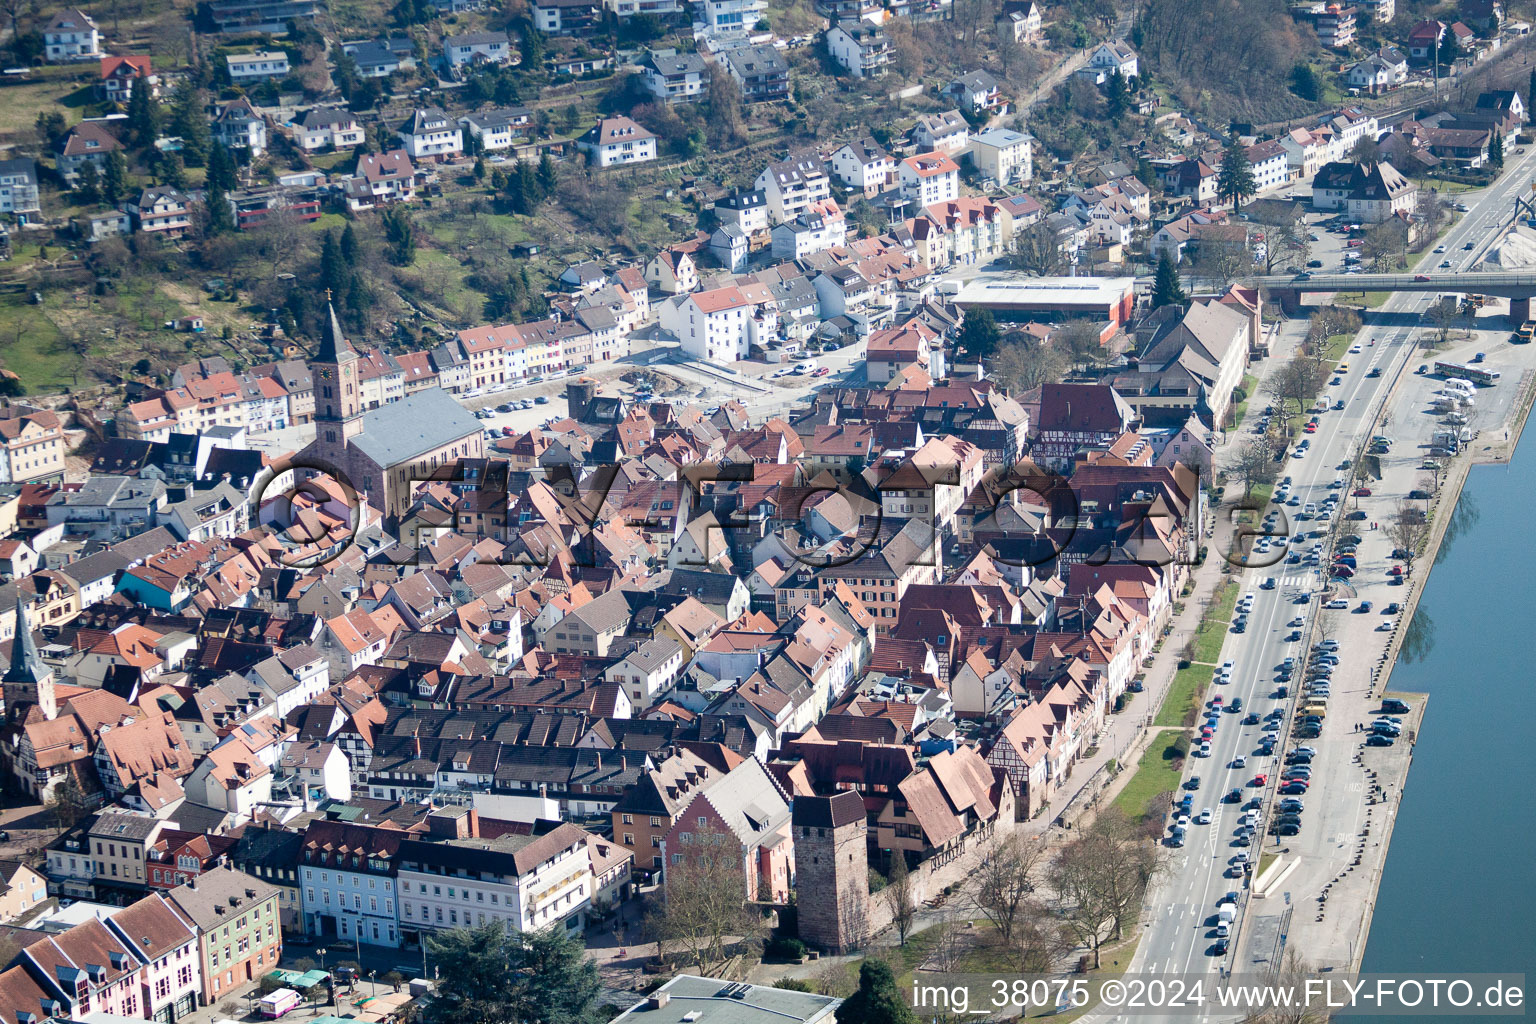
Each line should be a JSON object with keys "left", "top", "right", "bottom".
{"left": 1490, "top": 129, "right": 1505, "bottom": 169}
{"left": 205, "top": 182, "right": 234, "bottom": 234}
{"left": 1104, "top": 68, "right": 1129, "bottom": 119}
{"left": 1135, "top": 155, "right": 1157, "bottom": 191}
{"left": 73, "top": 162, "right": 101, "bottom": 205}
{"left": 836, "top": 961, "right": 917, "bottom": 1024}
{"left": 423, "top": 922, "right": 599, "bottom": 1024}
{"left": 537, "top": 152, "right": 558, "bottom": 195}
{"left": 519, "top": 159, "right": 542, "bottom": 205}
{"left": 170, "top": 84, "right": 211, "bottom": 167}
{"left": 520, "top": 25, "right": 544, "bottom": 67}
{"left": 207, "top": 141, "right": 237, "bottom": 192}
{"left": 506, "top": 161, "right": 530, "bottom": 214}
{"left": 320, "top": 230, "right": 351, "bottom": 299}
{"left": 127, "top": 82, "right": 158, "bottom": 149}
{"left": 102, "top": 149, "right": 127, "bottom": 203}
{"left": 1153, "top": 252, "right": 1186, "bottom": 308}
{"left": 1528, "top": 68, "right": 1536, "bottom": 117}
{"left": 382, "top": 207, "right": 416, "bottom": 266}
{"left": 340, "top": 223, "right": 359, "bottom": 267}
{"left": 156, "top": 152, "right": 187, "bottom": 189}
{"left": 958, "top": 309, "right": 1001, "bottom": 359}
{"left": 1217, "top": 132, "right": 1256, "bottom": 212}
{"left": 1288, "top": 63, "right": 1320, "bottom": 101}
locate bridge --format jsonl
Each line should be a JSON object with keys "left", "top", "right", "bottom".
{"left": 1251, "top": 272, "right": 1536, "bottom": 319}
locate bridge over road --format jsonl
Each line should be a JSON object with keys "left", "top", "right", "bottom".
{"left": 1254, "top": 271, "right": 1536, "bottom": 320}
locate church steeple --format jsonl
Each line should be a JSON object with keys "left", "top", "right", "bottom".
{"left": 312, "top": 298, "right": 365, "bottom": 443}
{"left": 4, "top": 592, "right": 55, "bottom": 721}
{"left": 315, "top": 298, "right": 359, "bottom": 366}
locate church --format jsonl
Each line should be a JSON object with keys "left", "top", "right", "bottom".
{"left": 300, "top": 303, "right": 485, "bottom": 520}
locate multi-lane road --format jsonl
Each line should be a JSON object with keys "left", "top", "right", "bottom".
{"left": 1120, "top": 144, "right": 1536, "bottom": 1019}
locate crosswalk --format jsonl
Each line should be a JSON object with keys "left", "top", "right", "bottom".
{"left": 1277, "top": 574, "right": 1315, "bottom": 587}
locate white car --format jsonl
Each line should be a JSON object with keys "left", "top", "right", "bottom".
{"left": 1231, "top": 756, "right": 1247, "bottom": 769}
{"left": 1325, "top": 598, "right": 1349, "bottom": 609}
{"left": 1349, "top": 344, "right": 1362, "bottom": 353}
{"left": 1220, "top": 661, "right": 1235, "bottom": 675}
{"left": 1197, "top": 808, "right": 1213, "bottom": 824}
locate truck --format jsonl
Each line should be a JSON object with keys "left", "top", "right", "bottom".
{"left": 258, "top": 990, "right": 302, "bottom": 1019}
{"left": 1515, "top": 322, "right": 1535, "bottom": 345}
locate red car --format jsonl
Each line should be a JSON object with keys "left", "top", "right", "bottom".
{"left": 812, "top": 366, "right": 831, "bottom": 377}
{"left": 1388, "top": 565, "right": 1404, "bottom": 576}
{"left": 1211, "top": 695, "right": 1224, "bottom": 705}
{"left": 1331, "top": 565, "right": 1356, "bottom": 578}
{"left": 1414, "top": 274, "right": 1431, "bottom": 282}
{"left": 501, "top": 426, "right": 515, "bottom": 436}
{"left": 1352, "top": 487, "right": 1372, "bottom": 496}
{"left": 1251, "top": 774, "right": 1268, "bottom": 787}
{"left": 1304, "top": 423, "right": 1318, "bottom": 433}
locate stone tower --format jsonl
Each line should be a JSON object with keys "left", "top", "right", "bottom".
{"left": 311, "top": 301, "right": 364, "bottom": 447}
{"left": 792, "top": 790, "right": 869, "bottom": 953}
{"left": 4, "top": 593, "right": 55, "bottom": 721}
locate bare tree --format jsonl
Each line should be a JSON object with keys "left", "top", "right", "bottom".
{"left": 885, "top": 850, "right": 917, "bottom": 946}
{"left": 1384, "top": 501, "right": 1431, "bottom": 577}
{"left": 967, "top": 833, "right": 1043, "bottom": 942}
{"left": 930, "top": 910, "right": 967, "bottom": 972}
{"left": 1233, "top": 437, "right": 1278, "bottom": 499}
{"left": 1009, "top": 221, "right": 1068, "bottom": 276}
{"left": 1009, "top": 899, "right": 1070, "bottom": 974}
{"left": 1425, "top": 296, "right": 1459, "bottom": 346}
{"left": 1057, "top": 319, "right": 1107, "bottom": 373}
{"left": 1048, "top": 809, "right": 1156, "bottom": 969}
{"left": 990, "top": 336, "right": 1067, "bottom": 392}
{"left": 1196, "top": 238, "right": 1252, "bottom": 291}
{"left": 1262, "top": 355, "right": 1330, "bottom": 429}
{"left": 650, "top": 825, "right": 762, "bottom": 969}
{"left": 1260, "top": 220, "right": 1310, "bottom": 276}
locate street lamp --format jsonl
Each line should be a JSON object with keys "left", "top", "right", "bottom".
{"left": 317, "top": 947, "right": 327, "bottom": 973}
{"left": 368, "top": 971, "right": 377, "bottom": 998}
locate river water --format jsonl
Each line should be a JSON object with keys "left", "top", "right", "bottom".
{"left": 1354, "top": 422, "right": 1536, "bottom": 1016}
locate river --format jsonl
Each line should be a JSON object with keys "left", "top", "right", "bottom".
{"left": 1354, "top": 423, "right": 1536, "bottom": 1016}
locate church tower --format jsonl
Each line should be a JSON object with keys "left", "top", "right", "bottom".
{"left": 5, "top": 593, "right": 55, "bottom": 721}
{"left": 312, "top": 300, "right": 365, "bottom": 446}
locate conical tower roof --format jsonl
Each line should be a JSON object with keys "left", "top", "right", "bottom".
{"left": 4, "top": 592, "right": 47, "bottom": 686}
{"left": 315, "top": 300, "right": 358, "bottom": 364}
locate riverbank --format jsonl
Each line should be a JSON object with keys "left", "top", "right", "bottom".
{"left": 1274, "top": 336, "right": 1536, "bottom": 975}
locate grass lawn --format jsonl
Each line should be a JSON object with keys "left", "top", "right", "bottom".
{"left": 1258, "top": 851, "right": 1280, "bottom": 879}
{"left": 1155, "top": 664, "right": 1211, "bottom": 728}
{"left": 0, "top": 73, "right": 96, "bottom": 135}
{"left": 1231, "top": 373, "right": 1261, "bottom": 428}
{"left": 1420, "top": 176, "right": 1479, "bottom": 194}
{"left": 1111, "top": 733, "right": 1184, "bottom": 821}
{"left": 0, "top": 299, "right": 72, "bottom": 393}
{"left": 1321, "top": 332, "right": 1352, "bottom": 362}
{"left": 1019, "top": 935, "right": 1142, "bottom": 1022}
{"left": 1335, "top": 290, "right": 1390, "bottom": 309}
{"left": 1190, "top": 580, "right": 1240, "bottom": 665}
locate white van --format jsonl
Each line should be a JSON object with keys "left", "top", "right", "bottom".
{"left": 795, "top": 360, "right": 817, "bottom": 373}
{"left": 259, "top": 990, "right": 302, "bottom": 1019}
{"left": 1444, "top": 377, "right": 1475, "bottom": 394}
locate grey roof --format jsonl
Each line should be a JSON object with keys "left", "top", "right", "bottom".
{"left": 724, "top": 44, "right": 786, "bottom": 76}
{"left": 3, "top": 592, "right": 46, "bottom": 687}
{"left": 696, "top": 758, "right": 789, "bottom": 846}
{"left": 643, "top": 49, "right": 707, "bottom": 77}
{"left": 349, "top": 388, "right": 482, "bottom": 468}
{"left": 567, "top": 586, "right": 635, "bottom": 634}
{"left": 401, "top": 108, "right": 453, "bottom": 136}
{"left": 87, "top": 812, "right": 161, "bottom": 841}
{"left": 612, "top": 974, "right": 840, "bottom": 1024}
{"left": 444, "top": 29, "right": 509, "bottom": 47}
{"left": 165, "top": 865, "right": 280, "bottom": 930}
